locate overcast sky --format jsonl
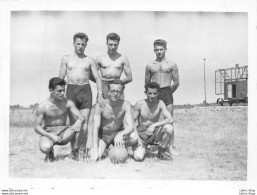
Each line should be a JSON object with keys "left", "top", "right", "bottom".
{"left": 10, "top": 11, "right": 247, "bottom": 106}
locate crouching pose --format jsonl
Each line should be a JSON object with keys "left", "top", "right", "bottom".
{"left": 88, "top": 80, "right": 138, "bottom": 162}
{"left": 34, "top": 77, "right": 85, "bottom": 162}
{"left": 133, "top": 82, "right": 174, "bottom": 161}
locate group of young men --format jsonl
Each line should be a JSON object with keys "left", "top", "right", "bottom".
{"left": 34, "top": 32, "right": 179, "bottom": 163}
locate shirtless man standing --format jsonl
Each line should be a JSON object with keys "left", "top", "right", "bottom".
{"left": 88, "top": 80, "right": 137, "bottom": 162}
{"left": 94, "top": 33, "right": 133, "bottom": 98}
{"left": 34, "top": 77, "right": 85, "bottom": 162}
{"left": 59, "top": 32, "right": 104, "bottom": 160}
{"left": 86, "top": 33, "right": 133, "bottom": 155}
{"left": 145, "top": 39, "right": 179, "bottom": 155}
{"left": 133, "top": 82, "right": 174, "bottom": 161}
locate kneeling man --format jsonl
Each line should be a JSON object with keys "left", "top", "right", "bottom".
{"left": 133, "top": 82, "right": 174, "bottom": 161}
{"left": 88, "top": 80, "right": 137, "bottom": 162}
{"left": 34, "top": 77, "right": 85, "bottom": 162}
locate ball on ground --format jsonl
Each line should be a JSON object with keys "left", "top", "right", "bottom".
{"left": 108, "top": 146, "right": 129, "bottom": 164}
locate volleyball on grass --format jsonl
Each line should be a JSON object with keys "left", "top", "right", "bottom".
{"left": 108, "top": 146, "right": 129, "bottom": 164}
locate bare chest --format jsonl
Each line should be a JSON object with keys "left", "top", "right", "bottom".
{"left": 45, "top": 105, "right": 68, "bottom": 119}
{"left": 67, "top": 56, "right": 91, "bottom": 71}
{"left": 100, "top": 57, "right": 123, "bottom": 71}
{"left": 102, "top": 106, "right": 125, "bottom": 121}
{"left": 149, "top": 63, "right": 173, "bottom": 74}
{"left": 140, "top": 104, "right": 161, "bottom": 121}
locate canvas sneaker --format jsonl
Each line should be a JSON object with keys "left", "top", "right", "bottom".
{"left": 157, "top": 147, "right": 173, "bottom": 161}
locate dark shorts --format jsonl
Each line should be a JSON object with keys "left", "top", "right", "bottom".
{"left": 137, "top": 125, "right": 163, "bottom": 146}
{"left": 98, "top": 126, "right": 124, "bottom": 147}
{"left": 102, "top": 80, "right": 124, "bottom": 100}
{"left": 66, "top": 83, "right": 92, "bottom": 109}
{"left": 159, "top": 86, "right": 173, "bottom": 106}
{"left": 45, "top": 126, "right": 70, "bottom": 145}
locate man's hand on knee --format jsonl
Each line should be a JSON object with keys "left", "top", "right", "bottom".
{"left": 71, "top": 120, "right": 83, "bottom": 132}
{"left": 49, "top": 134, "right": 62, "bottom": 144}
{"left": 114, "top": 132, "right": 125, "bottom": 147}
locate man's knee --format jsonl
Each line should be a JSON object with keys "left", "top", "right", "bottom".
{"left": 39, "top": 138, "right": 53, "bottom": 154}
{"left": 133, "top": 146, "right": 145, "bottom": 162}
{"left": 124, "top": 132, "right": 138, "bottom": 147}
{"left": 129, "top": 132, "right": 138, "bottom": 145}
{"left": 163, "top": 124, "right": 174, "bottom": 136}
{"left": 61, "top": 130, "right": 75, "bottom": 145}
{"left": 81, "top": 121, "right": 88, "bottom": 134}
{"left": 166, "top": 104, "right": 174, "bottom": 116}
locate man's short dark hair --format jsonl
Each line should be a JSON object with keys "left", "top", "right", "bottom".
{"left": 145, "top": 82, "right": 160, "bottom": 93}
{"left": 153, "top": 39, "right": 167, "bottom": 49}
{"left": 107, "top": 79, "right": 125, "bottom": 91}
{"left": 106, "top": 33, "right": 120, "bottom": 42}
{"left": 49, "top": 77, "right": 66, "bottom": 90}
{"left": 73, "top": 32, "right": 89, "bottom": 43}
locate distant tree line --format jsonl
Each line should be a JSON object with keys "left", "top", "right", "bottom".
{"left": 10, "top": 103, "right": 39, "bottom": 110}
{"left": 10, "top": 102, "right": 216, "bottom": 110}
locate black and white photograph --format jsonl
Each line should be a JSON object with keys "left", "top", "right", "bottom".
{"left": 1, "top": 0, "right": 257, "bottom": 194}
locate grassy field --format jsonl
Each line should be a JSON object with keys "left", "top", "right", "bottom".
{"left": 9, "top": 106, "right": 247, "bottom": 180}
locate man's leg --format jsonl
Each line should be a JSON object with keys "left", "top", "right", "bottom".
{"left": 98, "top": 139, "right": 107, "bottom": 159}
{"left": 60, "top": 127, "right": 76, "bottom": 145}
{"left": 123, "top": 132, "right": 138, "bottom": 147}
{"left": 38, "top": 136, "right": 54, "bottom": 162}
{"left": 70, "top": 108, "right": 91, "bottom": 160}
{"left": 87, "top": 105, "right": 95, "bottom": 147}
{"left": 133, "top": 145, "right": 146, "bottom": 162}
{"left": 157, "top": 124, "right": 173, "bottom": 160}
{"left": 166, "top": 104, "right": 174, "bottom": 116}
{"left": 77, "top": 108, "right": 91, "bottom": 149}
{"left": 158, "top": 124, "right": 173, "bottom": 148}
{"left": 166, "top": 104, "right": 179, "bottom": 155}
{"left": 39, "top": 136, "right": 54, "bottom": 154}
{"left": 39, "top": 126, "right": 76, "bottom": 162}
{"left": 122, "top": 132, "right": 146, "bottom": 162}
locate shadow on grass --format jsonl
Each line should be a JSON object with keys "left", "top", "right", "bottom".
{"left": 54, "top": 153, "right": 110, "bottom": 162}
{"left": 145, "top": 146, "right": 159, "bottom": 159}
{"left": 128, "top": 146, "right": 159, "bottom": 160}
{"left": 145, "top": 152, "right": 158, "bottom": 159}
{"left": 53, "top": 154, "right": 71, "bottom": 161}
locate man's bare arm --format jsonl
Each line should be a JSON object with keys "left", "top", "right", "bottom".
{"left": 34, "top": 106, "right": 47, "bottom": 136}
{"left": 152, "top": 101, "right": 173, "bottom": 127}
{"left": 87, "top": 104, "right": 102, "bottom": 162}
{"left": 34, "top": 105, "right": 60, "bottom": 143}
{"left": 59, "top": 55, "right": 68, "bottom": 79}
{"left": 86, "top": 107, "right": 95, "bottom": 150}
{"left": 89, "top": 69, "right": 96, "bottom": 83}
{"left": 132, "top": 102, "right": 143, "bottom": 145}
{"left": 89, "top": 58, "right": 105, "bottom": 106}
{"left": 67, "top": 100, "right": 85, "bottom": 132}
{"left": 121, "top": 56, "right": 132, "bottom": 85}
{"left": 132, "top": 101, "right": 141, "bottom": 126}
{"left": 92, "top": 104, "right": 102, "bottom": 152}
{"left": 89, "top": 57, "right": 101, "bottom": 83}
{"left": 90, "top": 59, "right": 103, "bottom": 95}
{"left": 145, "top": 64, "right": 151, "bottom": 87}
{"left": 67, "top": 100, "right": 85, "bottom": 122}
{"left": 122, "top": 102, "right": 134, "bottom": 136}
{"left": 170, "top": 64, "right": 179, "bottom": 94}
